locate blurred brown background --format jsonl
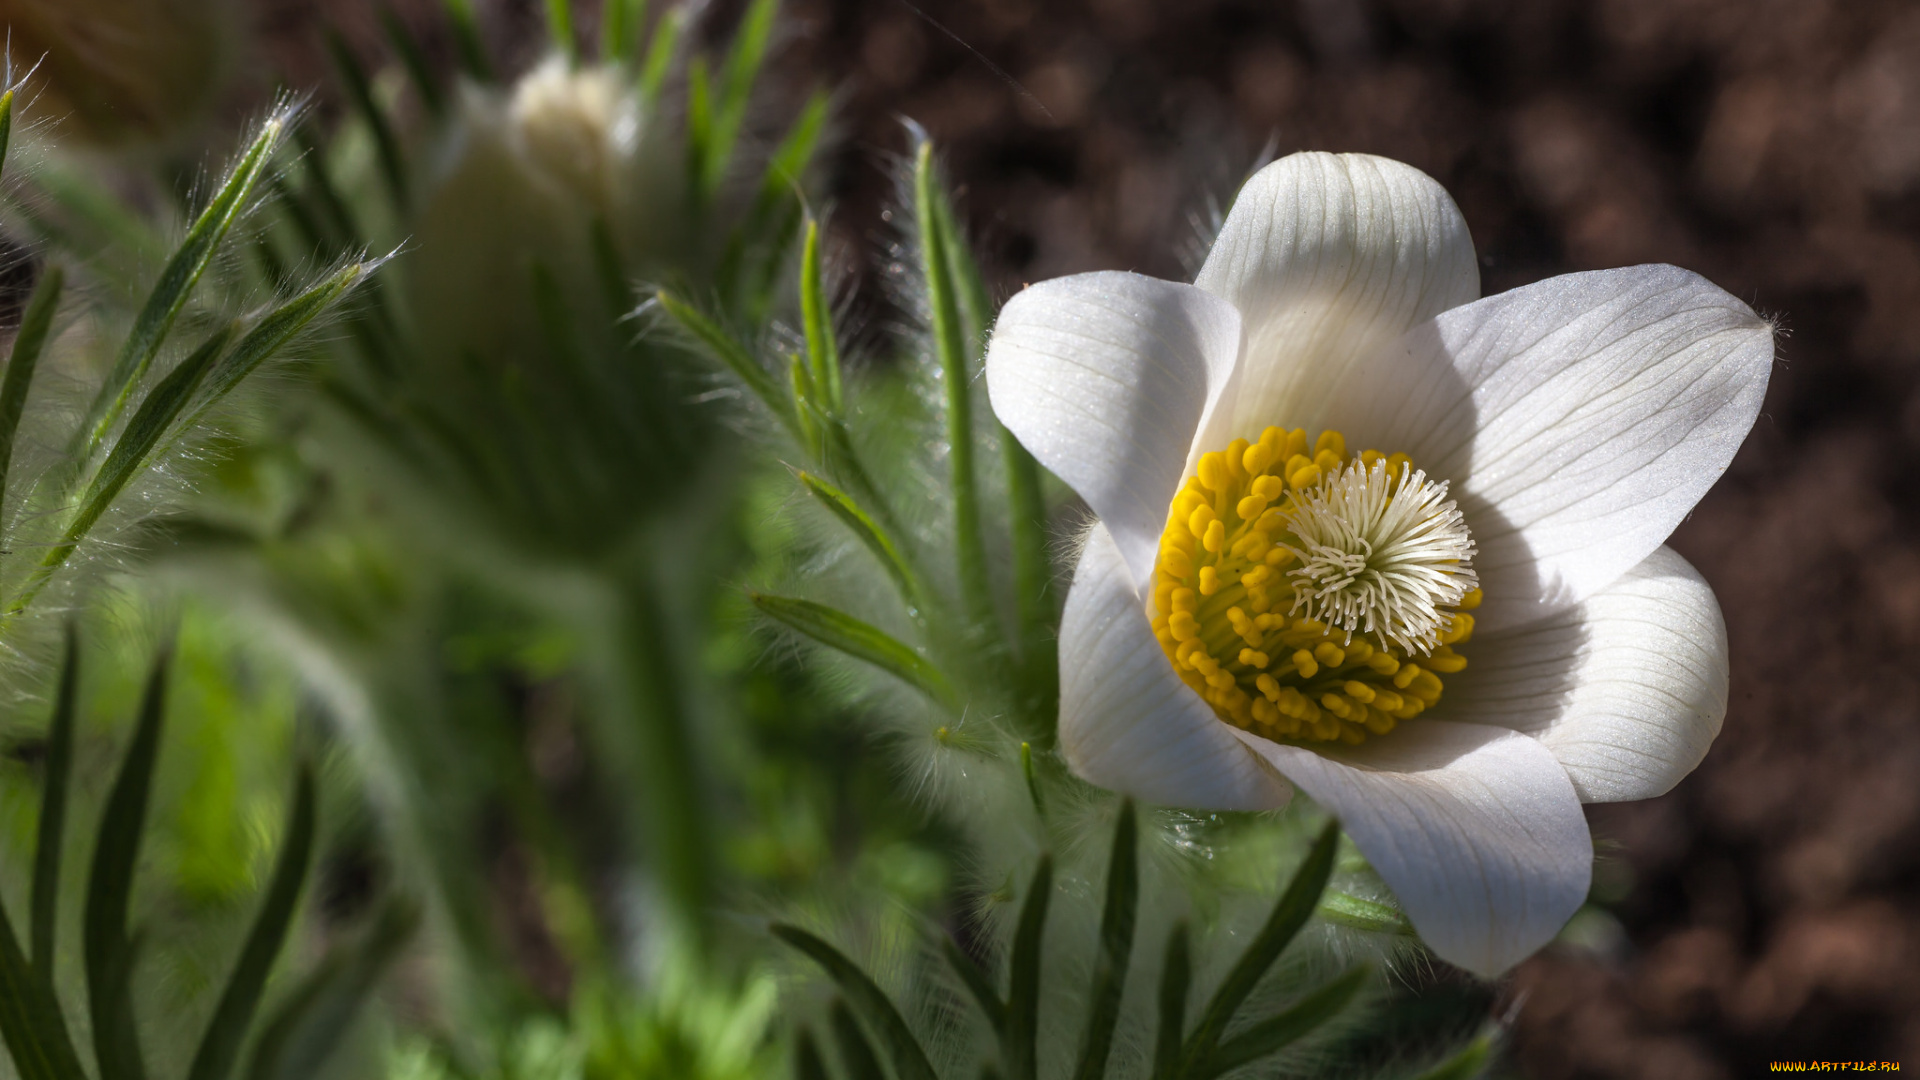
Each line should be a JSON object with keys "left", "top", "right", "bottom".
{"left": 67, "top": 0, "right": 1920, "bottom": 1073}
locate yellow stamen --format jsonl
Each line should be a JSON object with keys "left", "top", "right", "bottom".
{"left": 1149, "top": 426, "right": 1479, "bottom": 746}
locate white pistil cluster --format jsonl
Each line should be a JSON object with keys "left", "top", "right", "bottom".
{"left": 1282, "top": 458, "right": 1478, "bottom": 654}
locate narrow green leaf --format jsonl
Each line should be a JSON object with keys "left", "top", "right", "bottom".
{"left": 748, "top": 594, "right": 954, "bottom": 706}
{"left": 8, "top": 323, "right": 232, "bottom": 615}
{"left": 380, "top": 8, "right": 445, "bottom": 118}
{"left": 1199, "top": 965, "right": 1368, "bottom": 1079}
{"left": 939, "top": 936, "right": 1005, "bottom": 1034}
{"left": 327, "top": 31, "right": 407, "bottom": 209}
{"left": 793, "top": 1028, "right": 830, "bottom": 1080}
{"left": 545, "top": 0, "right": 578, "bottom": 64}
{"left": 1412, "top": 1031, "right": 1496, "bottom": 1080}
{"left": 933, "top": 186, "right": 1057, "bottom": 733}
{"left": 685, "top": 55, "right": 714, "bottom": 200}
{"left": 601, "top": 0, "right": 643, "bottom": 63}
{"left": 1019, "top": 742, "right": 1042, "bottom": 817}
{"left": 789, "top": 354, "right": 822, "bottom": 452}
{"left": 441, "top": 0, "right": 492, "bottom": 80}
{"left": 0, "top": 888, "right": 88, "bottom": 1079}
{"left": 86, "top": 647, "right": 172, "bottom": 1080}
{"left": 721, "top": 91, "right": 827, "bottom": 313}
{"left": 769, "top": 924, "right": 938, "bottom": 1080}
{"left": 639, "top": 9, "right": 683, "bottom": 103}
{"left": 1153, "top": 923, "right": 1190, "bottom": 1080}
{"left": 1177, "top": 820, "right": 1341, "bottom": 1078}
{"left": 30, "top": 621, "right": 80, "bottom": 981}
{"left": 652, "top": 289, "right": 794, "bottom": 435}
{"left": 799, "top": 219, "right": 843, "bottom": 415}
{"left": 798, "top": 471, "right": 922, "bottom": 613}
{"left": 1073, "top": 801, "right": 1138, "bottom": 1080}
{"left": 1005, "top": 855, "right": 1052, "bottom": 1080}
{"left": 197, "top": 261, "right": 371, "bottom": 410}
{"left": 0, "top": 265, "right": 63, "bottom": 525}
{"left": 15, "top": 261, "right": 360, "bottom": 611}
{"left": 705, "top": 0, "right": 778, "bottom": 194}
{"left": 828, "top": 998, "right": 886, "bottom": 1080}
{"left": 1319, "top": 891, "right": 1413, "bottom": 936}
{"left": 915, "top": 140, "right": 990, "bottom": 626}
{"left": 18, "top": 262, "right": 364, "bottom": 608}
{"left": 0, "top": 88, "right": 15, "bottom": 183}
{"left": 187, "top": 765, "right": 318, "bottom": 1080}
{"left": 933, "top": 181, "right": 990, "bottom": 359}
{"left": 77, "top": 107, "right": 287, "bottom": 459}
{"left": 245, "top": 900, "right": 418, "bottom": 1080}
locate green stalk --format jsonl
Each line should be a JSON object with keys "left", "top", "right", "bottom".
{"left": 326, "top": 31, "right": 408, "bottom": 209}
{"left": 381, "top": 8, "right": 446, "bottom": 118}
{"left": 602, "top": 0, "right": 643, "bottom": 63}
{"left": 937, "top": 184, "right": 1057, "bottom": 733}
{"left": 653, "top": 289, "right": 797, "bottom": 438}
{"left": 800, "top": 219, "right": 843, "bottom": 415}
{"left": 914, "top": 141, "right": 990, "bottom": 626}
{"left": 0, "top": 87, "right": 16, "bottom": 182}
{"left": 610, "top": 573, "right": 713, "bottom": 947}
{"left": 29, "top": 623, "right": 80, "bottom": 982}
{"left": 442, "top": 0, "right": 492, "bottom": 80}
{"left": 544, "top": 0, "right": 578, "bottom": 64}
{"left": 703, "top": 0, "right": 778, "bottom": 195}
{"left": 750, "top": 593, "right": 957, "bottom": 706}
{"left": 639, "top": 9, "right": 683, "bottom": 103}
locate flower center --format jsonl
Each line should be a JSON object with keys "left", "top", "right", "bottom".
{"left": 1149, "top": 427, "right": 1481, "bottom": 746}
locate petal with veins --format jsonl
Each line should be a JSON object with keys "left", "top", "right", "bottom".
{"left": 1233, "top": 721, "right": 1591, "bottom": 977}
{"left": 1306, "top": 264, "right": 1773, "bottom": 633}
{"left": 1190, "top": 151, "right": 1479, "bottom": 466}
{"left": 987, "top": 272, "right": 1243, "bottom": 585}
{"left": 1446, "top": 546, "right": 1728, "bottom": 803}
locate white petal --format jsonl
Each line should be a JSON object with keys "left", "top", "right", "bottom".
{"left": 986, "top": 272, "right": 1243, "bottom": 585}
{"left": 1189, "top": 152, "right": 1478, "bottom": 464}
{"left": 1232, "top": 721, "right": 1590, "bottom": 977}
{"left": 1446, "top": 547, "right": 1728, "bottom": 803}
{"left": 1057, "top": 524, "right": 1290, "bottom": 811}
{"left": 1308, "top": 264, "right": 1774, "bottom": 633}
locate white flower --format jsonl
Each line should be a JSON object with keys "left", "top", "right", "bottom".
{"left": 983, "top": 152, "right": 1773, "bottom": 976}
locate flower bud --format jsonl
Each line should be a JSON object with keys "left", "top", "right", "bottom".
{"left": 508, "top": 59, "right": 643, "bottom": 219}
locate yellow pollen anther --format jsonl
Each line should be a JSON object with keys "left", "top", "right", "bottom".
{"left": 1149, "top": 425, "right": 1479, "bottom": 747}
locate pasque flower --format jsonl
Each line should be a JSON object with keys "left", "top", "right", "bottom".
{"left": 985, "top": 152, "right": 1773, "bottom": 975}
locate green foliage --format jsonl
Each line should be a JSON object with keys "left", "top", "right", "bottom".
{"left": 1071, "top": 802, "right": 1137, "bottom": 1080}
{"left": 1, "top": 628, "right": 402, "bottom": 1080}
{"left": 186, "top": 764, "right": 317, "bottom": 1080}
{"left": 76, "top": 107, "right": 289, "bottom": 460}
{"left": 84, "top": 647, "right": 172, "bottom": 1080}
{"left": 777, "top": 811, "right": 1369, "bottom": 1080}
{"left": 748, "top": 593, "right": 956, "bottom": 706}
{"left": 29, "top": 624, "right": 79, "bottom": 981}
{"left": 913, "top": 140, "right": 990, "bottom": 629}
{"left": 770, "top": 925, "right": 940, "bottom": 1080}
